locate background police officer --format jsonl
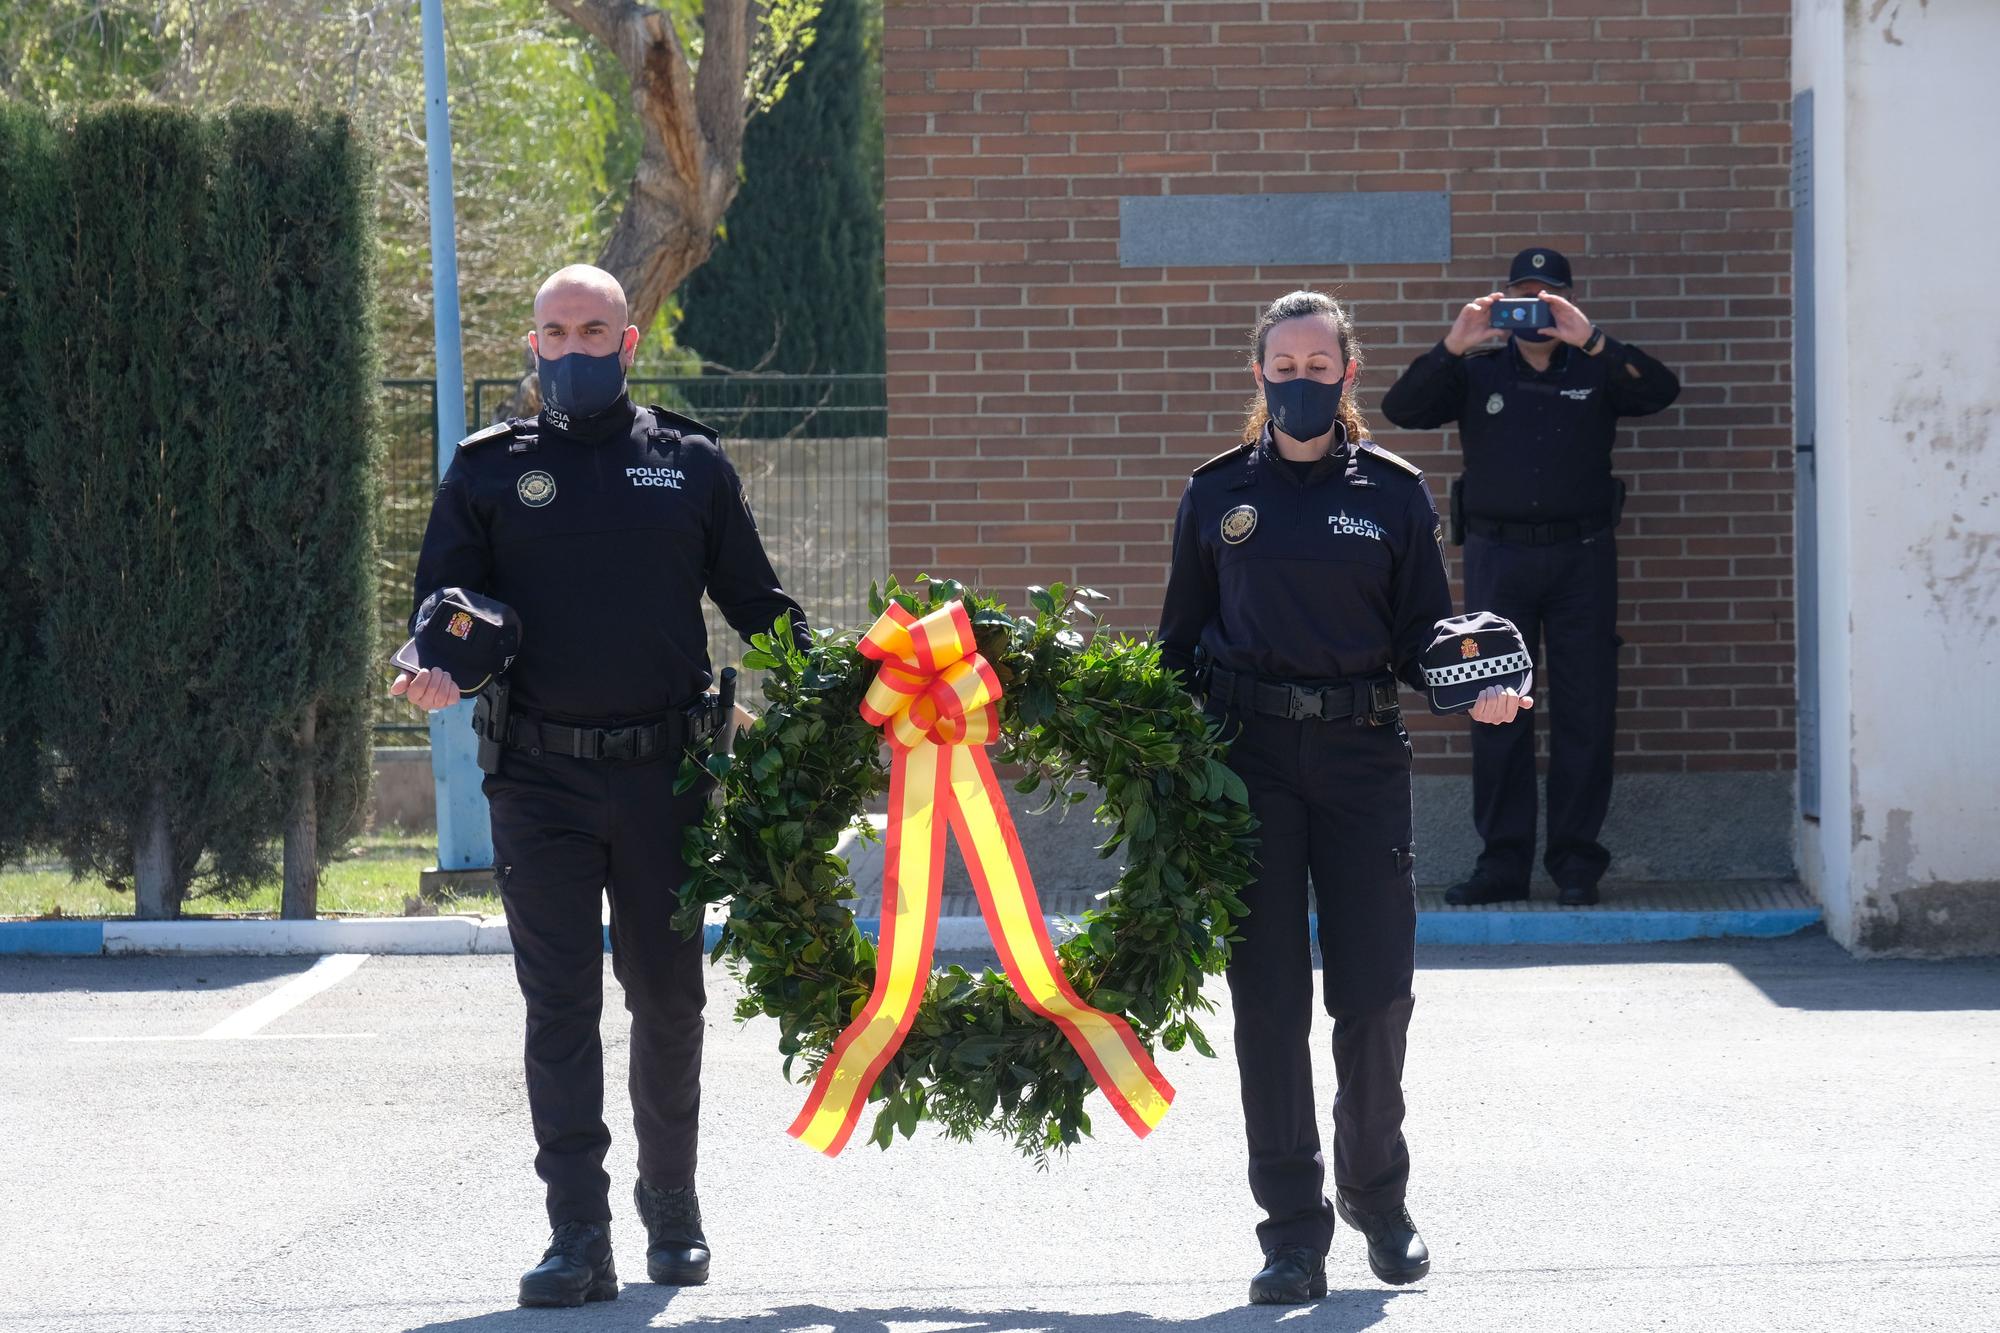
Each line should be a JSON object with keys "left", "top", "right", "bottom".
{"left": 392, "top": 264, "right": 805, "bottom": 1308}
{"left": 1381, "top": 247, "right": 1680, "bottom": 908}
{"left": 1160, "top": 290, "right": 1528, "bottom": 1306}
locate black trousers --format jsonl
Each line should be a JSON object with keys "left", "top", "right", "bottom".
{"left": 484, "top": 748, "right": 708, "bottom": 1226}
{"left": 1462, "top": 530, "right": 1619, "bottom": 891}
{"left": 1215, "top": 706, "right": 1418, "bottom": 1256}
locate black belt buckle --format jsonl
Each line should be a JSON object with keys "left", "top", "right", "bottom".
{"left": 598, "top": 726, "right": 639, "bottom": 761}
{"left": 1354, "top": 677, "right": 1400, "bottom": 727}
{"left": 1285, "top": 685, "right": 1326, "bottom": 721}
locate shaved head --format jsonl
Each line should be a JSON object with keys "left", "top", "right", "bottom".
{"left": 529, "top": 264, "right": 639, "bottom": 369}
{"left": 534, "top": 264, "right": 628, "bottom": 326}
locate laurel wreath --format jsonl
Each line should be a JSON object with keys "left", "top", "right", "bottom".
{"left": 674, "top": 576, "right": 1258, "bottom": 1159}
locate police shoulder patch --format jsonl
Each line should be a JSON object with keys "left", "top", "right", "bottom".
{"left": 457, "top": 418, "right": 521, "bottom": 450}
{"left": 1360, "top": 441, "right": 1423, "bottom": 478}
{"left": 1191, "top": 442, "right": 1252, "bottom": 478}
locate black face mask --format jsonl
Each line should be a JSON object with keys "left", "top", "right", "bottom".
{"left": 1263, "top": 371, "right": 1347, "bottom": 444}
{"left": 536, "top": 347, "right": 627, "bottom": 429}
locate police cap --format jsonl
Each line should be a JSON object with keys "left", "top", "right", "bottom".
{"left": 1420, "top": 612, "right": 1533, "bottom": 714}
{"left": 1506, "top": 246, "right": 1573, "bottom": 289}
{"left": 392, "top": 588, "right": 522, "bottom": 695}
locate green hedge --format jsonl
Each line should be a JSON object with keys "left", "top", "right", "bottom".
{"left": 678, "top": 0, "right": 884, "bottom": 392}
{"left": 5, "top": 104, "right": 379, "bottom": 915}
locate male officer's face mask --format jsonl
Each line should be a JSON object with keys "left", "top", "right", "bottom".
{"left": 1263, "top": 369, "right": 1346, "bottom": 443}
{"left": 536, "top": 346, "right": 626, "bottom": 426}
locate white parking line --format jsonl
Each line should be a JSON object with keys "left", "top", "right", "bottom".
{"left": 66, "top": 953, "right": 372, "bottom": 1044}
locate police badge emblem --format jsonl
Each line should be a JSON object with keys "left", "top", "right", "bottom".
{"left": 517, "top": 470, "right": 557, "bottom": 507}
{"left": 1220, "top": 504, "right": 1258, "bottom": 545}
{"left": 1531, "top": 252, "right": 1546, "bottom": 269}
{"left": 447, "top": 611, "right": 475, "bottom": 641}
{"left": 1461, "top": 637, "right": 1481, "bottom": 660}
{"left": 1486, "top": 393, "right": 1505, "bottom": 415}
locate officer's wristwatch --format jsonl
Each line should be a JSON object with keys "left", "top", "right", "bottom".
{"left": 1581, "top": 326, "right": 1606, "bottom": 356}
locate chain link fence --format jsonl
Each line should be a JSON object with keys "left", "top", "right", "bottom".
{"left": 376, "top": 374, "right": 887, "bottom": 744}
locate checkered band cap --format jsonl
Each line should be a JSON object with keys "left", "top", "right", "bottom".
{"left": 1419, "top": 611, "right": 1533, "bottom": 714}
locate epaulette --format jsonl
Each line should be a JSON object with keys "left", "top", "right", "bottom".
{"left": 1191, "top": 442, "right": 1253, "bottom": 478}
{"left": 1361, "top": 440, "right": 1423, "bottom": 477}
{"left": 645, "top": 405, "right": 720, "bottom": 442}
{"left": 457, "top": 417, "right": 528, "bottom": 450}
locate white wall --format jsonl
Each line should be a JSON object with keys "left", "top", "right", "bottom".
{"left": 1798, "top": 0, "right": 2000, "bottom": 954}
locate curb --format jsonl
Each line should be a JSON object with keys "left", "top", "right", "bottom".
{"left": 1, "top": 906, "right": 1819, "bottom": 957}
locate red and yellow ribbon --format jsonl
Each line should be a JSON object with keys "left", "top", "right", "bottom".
{"left": 787, "top": 600, "right": 1176, "bottom": 1156}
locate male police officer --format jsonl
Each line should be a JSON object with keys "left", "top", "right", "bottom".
{"left": 1380, "top": 247, "right": 1679, "bottom": 907}
{"left": 392, "top": 264, "right": 805, "bottom": 1307}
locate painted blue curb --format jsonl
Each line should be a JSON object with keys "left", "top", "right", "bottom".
{"left": 0, "top": 920, "right": 106, "bottom": 955}
{"left": 1413, "top": 908, "right": 1822, "bottom": 946}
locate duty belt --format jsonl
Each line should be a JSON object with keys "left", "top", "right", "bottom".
{"left": 1205, "top": 668, "right": 1401, "bottom": 726}
{"left": 482, "top": 699, "right": 723, "bottom": 762}
{"left": 1464, "top": 511, "right": 1614, "bottom": 546}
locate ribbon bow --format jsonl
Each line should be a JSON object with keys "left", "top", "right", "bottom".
{"left": 787, "top": 601, "right": 1175, "bottom": 1155}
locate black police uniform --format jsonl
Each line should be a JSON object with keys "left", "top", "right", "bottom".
{"left": 1381, "top": 331, "right": 1678, "bottom": 896}
{"left": 412, "top": 394, "right": 804, "bottom": 1227}
{"left": 1158, "top": 421, "right": 1452, "bottom": 1262}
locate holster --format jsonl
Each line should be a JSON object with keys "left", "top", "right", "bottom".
{"left": 471, "top": 678, "right": 511, "bottom": 775}
{"left": 1449, "top": 477, "right": 1466, "bottom": 546}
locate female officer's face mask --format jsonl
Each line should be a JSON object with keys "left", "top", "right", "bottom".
{"left": 536, "top": 346, "right": 627, "bottom": 426}
{"left": 1263, "top": 369, "right": 1346, "bottom": 443}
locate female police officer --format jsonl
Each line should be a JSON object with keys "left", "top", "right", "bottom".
{"left": 1158, "top": 290, "right": 1529, "bottom": 1305}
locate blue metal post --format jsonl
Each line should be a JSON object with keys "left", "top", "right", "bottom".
{"left": 420, "top": 0, "right": 492, "bottom": 872}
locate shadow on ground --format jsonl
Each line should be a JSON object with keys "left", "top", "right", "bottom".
{"left": 405, "top": 1291, "right": 1403, "bottom": 1333}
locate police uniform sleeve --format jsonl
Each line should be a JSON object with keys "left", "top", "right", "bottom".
{"left": 1156, "top": 483, "right": 1216, "bottom": 691}
{"left": 1380, "top": 341, "right": 1471, "bottom": 431}
{"left": 410, "top": 453, "right": 491, "bottom": 632}
{"left": 1598, "top": 336, "right": 1681, "bottom": 417}
{"left": 1390, "top": 476, "right": 1455, "bottom": 694}
{"left": 704, "top": 450, "right": 809, "bottom": 646}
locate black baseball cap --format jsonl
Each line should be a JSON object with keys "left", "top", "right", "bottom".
{"left": 392, "top": 588, "right": 522, "bottom": 695}
{"left": 1506, "top": 247, "right": 1573, "bottom": 289}
{"left": 1420, "top": 612, "right": 1534, "bottom": 714}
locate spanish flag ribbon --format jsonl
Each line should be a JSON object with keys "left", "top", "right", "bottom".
{"left": 787, "top": 600, "right": 1176, "bottom": 1156}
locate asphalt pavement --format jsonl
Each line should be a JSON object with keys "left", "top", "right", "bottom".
{"left": 3, "top": 935, "right": 1996, "bottom": 1333}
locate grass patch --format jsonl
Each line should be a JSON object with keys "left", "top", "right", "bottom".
{"left": 0, "top": 827, "right": 503, "bottom": 919}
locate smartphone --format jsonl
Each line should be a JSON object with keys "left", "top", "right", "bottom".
{"left": 1489, "top": 297, "right": 1555, "bottom": 330}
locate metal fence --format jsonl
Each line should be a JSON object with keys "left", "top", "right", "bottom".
{"left": 375, "top": 374, "right": 888, "bottom": 744}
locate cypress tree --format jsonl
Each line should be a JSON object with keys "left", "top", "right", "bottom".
{"left": 20, "top": 105, "right": 379, "bottom": 916}
{"left": 677, "top": 0, "right": 884, "bottom": 383}
{"left": 22, "top": 106, "right": 223, "bottom": 915}
{"left": 203, "top": 109, "right": 380, "bottom": 916}
{"left": 0, "top": 106, "right": 53, "bottom": 862}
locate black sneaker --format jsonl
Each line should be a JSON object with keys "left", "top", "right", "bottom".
{"left": 1444, "top": 874, "right": 1529, "bottom": 906}
{"left": 635, "top": 1178, "right": 711, "bottom": 1286}
{"left": 519, "top": 1220, "right": 618, "bottom": 1308}
{"left": 1334, "top": 1195, "right": 1430, "bottom": 1285}
{"left": 1248, "top": 1244, "right": 1327, "bottom": 1304}
{"left": 1557, "top": 881, "right": 1601, "bottom": 907}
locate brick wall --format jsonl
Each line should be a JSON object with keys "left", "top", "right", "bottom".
{"left": 883, "top": 0, "right": 1794, "bottom": 773}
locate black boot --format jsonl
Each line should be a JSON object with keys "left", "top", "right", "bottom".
{"left": 1444, "top": 873, "right": 1529, "bottom": 906}
{"left": 1557, "top": 880, "right": 1602, "bottom": 907}
{"left": 635, "top": 1178, "right": 710, "bottom": 1286}
{"left": 1335, "top": 1194, "right": 1430, "bottom": 1285}
{"left": 1248, "top": 1244, "right": 1327, "bottom": 1305}
{"left": 518, "top": 1220, "right": 618, "bottom": 1308}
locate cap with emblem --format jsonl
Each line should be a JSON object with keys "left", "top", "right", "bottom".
{"left": 1419, "top": 611, "right": 1533, "bottom": 715}
{"left": 1505, "top": 246, "right": 1572, "bottom": 290}
{"left": 392, "top": 588, "right": 523, "bottom": 695}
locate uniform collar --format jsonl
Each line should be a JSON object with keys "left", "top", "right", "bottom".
{"left": 540, "top": 394, "right": 637, "bottom": 444}
{"left": 1256, "top": 419, "right": 1352, "bottom": 486}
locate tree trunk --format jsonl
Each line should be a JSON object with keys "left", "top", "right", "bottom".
{"left": 133, "top": 780, "right": 178, "bottom": 920}
{"left": 282, "top": 706, "right": 318, "bottom": 920}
